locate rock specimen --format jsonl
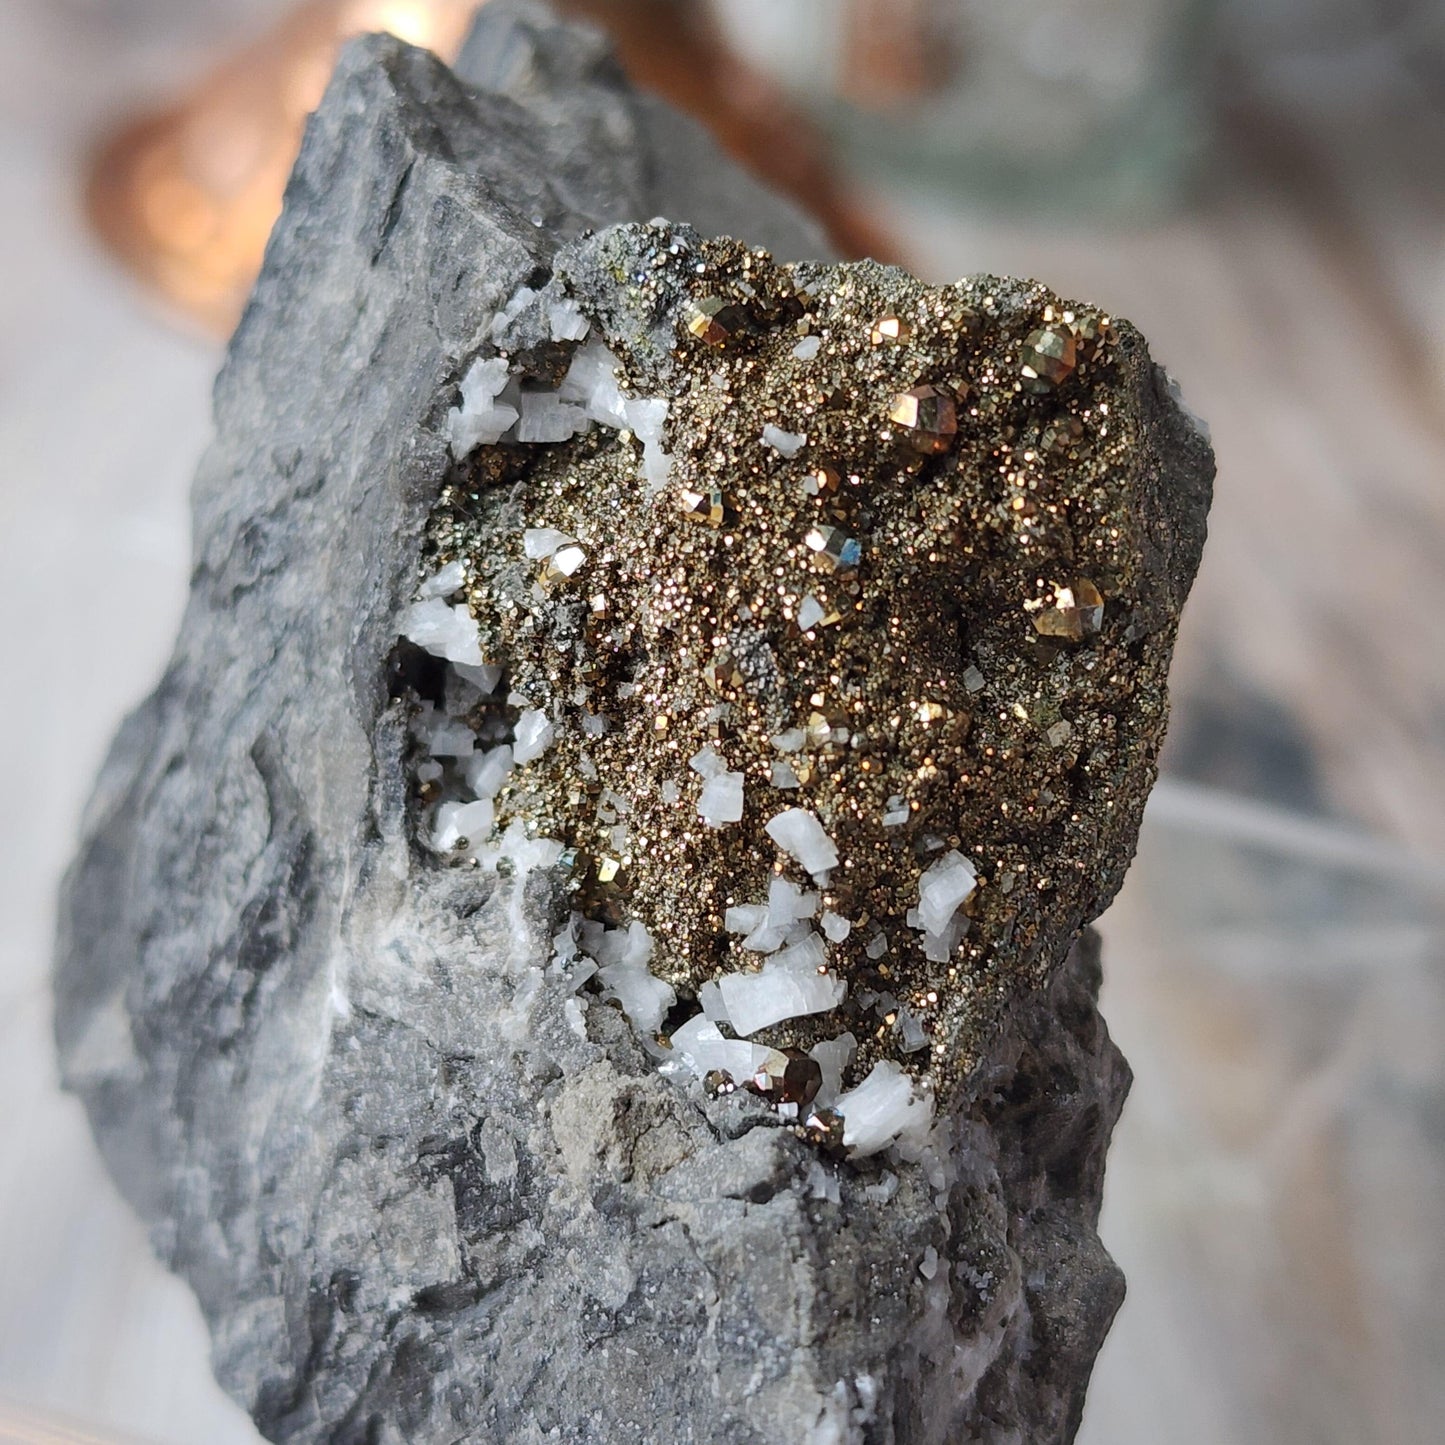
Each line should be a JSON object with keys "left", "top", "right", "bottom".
{"left": 413, "top": 230, "right": 1205, "bottom": 1155}
{"left": 54, "top": 4, "right": 1211, "bottom": 1443}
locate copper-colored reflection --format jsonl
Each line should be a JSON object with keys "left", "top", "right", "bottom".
{"left": 558, "top": 0, "right": 894, "bottom": 266}
{"left": 87, "top": 0, "right": 891, "bottom": 335}
{"left": 841, "top": 0, "right": 950, "bottom": 111}
{"left": 86, "top": 1, "right": 480, "bottom": 333}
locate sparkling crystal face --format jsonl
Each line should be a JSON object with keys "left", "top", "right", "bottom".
{"left": 423, "top": 234, "right": 1188, "bottom": 1096}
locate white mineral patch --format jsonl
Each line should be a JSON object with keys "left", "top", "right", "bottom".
{"left": 484, "top": 819, "right": 565, "bottom": 876}
{"left": 770, "top": 760, "right": 801, "bottom": 789}
{"left": 489, "top": 285, "right": 537, "bottom": 338}
{"left": 669, "top": 1014, "right": 781, "bottom": 1081}
{"left": 579, "top": 918, "right": 676, "bottom": 1035}
{"left": 863, "top": 1171, "right": 899, "bottom": 1205}
{"left": 698, "top": 770, "right": 744, "bottom": 826}
{"left": 461, "top": 744, "right": 512, "bottom": 799}
{"left": 417, "top": 559, "right": 466, "bottom": 599}
{"left": 769, "top": 876, "right": 818, "bottom": 925}
{"left": 547, "top": 295, "right": 590, "bottom": 342}
{"left": 808, "top": 1031, "right": 857, "bottom": 1107}
{"left": 431, "top": 798, "right": 495, "bottom": 854}
{"left": 422, "top": 716, "right": 475, "bottom": 758}
{"left": 807, "top": 1161, "right": 840, "bottom": 1203}
{"left": 688, "top": 744, "right": 726, "bottom": 779}
{"left": 725, "top": 903, "right": 768, "bottom": 936}
{"left": 550, "top": 543, "right": 586, "bottom": 577}
{"left": 516, "top": 391, "right": 589, "bottom": 443}
{"left": 558, "top": 341, "right": 623, "bottom": 420}
{"left": 773, "top": 929, "right": 828, "bottom": 974}
{"left": 728, "top": 876, "right": 816, "bottom": 954}
{"left": 557, "top": 341, "right": 673, "bottom": 487}
{"left": 698, "top": 979, "right": 730, "bottom": 1024}
{"left": 761, "top": 423, "right": 807, "bottom": 457}
{"left": 741, "top": 912, "right": 788, "bottom": 954}
{"left": 401, "top": 598, "right": 485, "bottom": 666}
{"left": 1164, "top": 368, "right": 1212, "bottom": 443}
{"left": 552, "top": 918, "right": 580, "bottom": 963}
{"left": 448, "top": 355, "right": 520, "bottom": 455}
{"left": 835, "top": 1060, "right": 934, "bottom": 1158}
{"left": 454, "top": 661, "right": 503, "bottom": 693}
{"left": 627, "top": 397, "right": 672, "bottom": 490}
{"left": 915, "top": 848, "right": 977, "bottom": 936}
{"left": 717, "top": 933, "right": 845, "bottom": 1037}
{"left": 819, "top": 910, "right": 851, "bottom": 943}
{"left": 600, "top": 957, "right": 674, "bottom": 1034}
{"left": 894, "top": 1007, "right": 928, "bottom": 1054}
{"left": 523, "top": 526, "right": 575, "bottom": 560}
{"left": 765, "top": 807, "right": 839, "bottom": 879}
{"left": 882, "top": 794, "right": 911, "bottom": 827}
{"left": 797, "top": 593, "right": 825, "bottom": 631}
{"left": 771, "top": 728, "right": 805, "bottom": 753}
{"left": 512, "top": 708, "right": 555, "bottom": 764}
{"left": 791, "top": 335, "right": 821, "bottom": 361}
{"left": 918, "top": 912, "right": 967, "bottom": 964}
{"left": 563, "top": 996, "right": 587, "bottom": 1039}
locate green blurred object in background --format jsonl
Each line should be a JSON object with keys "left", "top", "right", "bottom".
{"left": 708, "top": 0, "right": 1220, "bottom": 215}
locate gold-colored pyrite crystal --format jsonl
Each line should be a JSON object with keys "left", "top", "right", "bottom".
{"left": 420, "top": 225, "right": 1210, "bottom": 1100}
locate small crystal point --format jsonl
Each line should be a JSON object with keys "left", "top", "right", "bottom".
{"left": 887, "top": 384, "right": 958, "bottom": 453}
{"left": 1020, "top": 325, "right": 1078, "bottom": 393}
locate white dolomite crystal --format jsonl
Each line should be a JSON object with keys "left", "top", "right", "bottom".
{"left": 716, "top": 929, "right": 845, "bottom": 1037}
{"left": 770, "top": 760, "right": 801, "bottom": 789}
{"left": 797, "top": 594, "right": 826, "bottom": 631}
{"left": 516, "top": 391, "right": 589, "bottom": 443}
{"left": 761, "top": 422, "right": 807, "bottom": 457}
{"left": 698, "top": 770, "right": 745, "bottom": 827}
{"left": 835, "top": 1061, "right": 935, "bottom": 1159}
{"left": 915, "top": 849, "right": 978, "bottom": 936}
{"left": 512, "top": 709, "right": 555, "bottom": 765}
{"left": 454, "top": 660, "right": 503, "bottom": 694}
{"left": 579, "top": 918, "right": 676, "bottom": 1035}
{"left": 523, "top": 527, "right": 576, "bottom": 560}
{"left": 724, "top": 903, "right": 767, "bottom": 936}
{"left": 462, "top": 745, "right": 513, "bottom": 800}
{"left": 698, "top": 980, "right": 730, "bottom": 1024}
{"left": 489, "top": 285, "right": 538, "bottom": 338}
{"left": 688, "top": 744, "right": 726, "bottom": 778}
{"left": 448, "top": 355, "right": 520, "bottom": 454}
{"left": 808, "top": 1031, "right": 857, "bottom": 1108}
{"left": 401, "top": 598, "right": 486, "bottom": 666}
{"left": 765, "top": 807, "right": 839, "bottom": 879}
{"left": 417, "top": 559, "right": 466, "bottom": 599}
{"left": 547, "top": 295, "right": 590, "bottom": 341}
{"left": 669, "top": 1015, "right": 783, "bottom": 1081}
{"left": 431, "top": 798, "right": 495, "bottom": 855}
{"left": 421, "top": 716, "right": 475, "bottom": 758}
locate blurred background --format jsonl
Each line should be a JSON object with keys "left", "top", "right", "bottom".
{"left": 2, "top": 1, "right": 1443, "bottom": 1441}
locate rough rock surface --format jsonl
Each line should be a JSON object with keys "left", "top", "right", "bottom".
{"left": 54, "top": 6, "right": 1208, "bottom": 1443}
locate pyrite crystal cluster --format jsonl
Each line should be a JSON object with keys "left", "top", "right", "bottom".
{"left": 416, "top": 225, "right": 1199, "bottom": 1109}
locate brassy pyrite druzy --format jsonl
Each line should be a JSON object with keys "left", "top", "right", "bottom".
{"left": 419, "top": 224, "right": 1209, "bottom": 1105}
